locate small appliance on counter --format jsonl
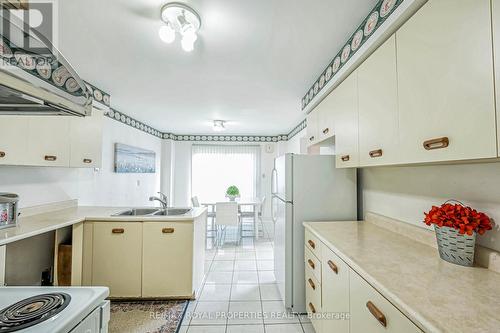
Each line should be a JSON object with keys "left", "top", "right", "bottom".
{"left": 0, "top": 193, "right": 19, "bottom": 230}
{"left": 0, "top": 287, "right": 110, "bottom": 333}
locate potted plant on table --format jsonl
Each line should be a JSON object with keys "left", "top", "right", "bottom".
{"left": 225, "top": 185, "right": 240, "bottom": 201}
{"left": 424, "top": 200, "right": 493, "bottom": 267}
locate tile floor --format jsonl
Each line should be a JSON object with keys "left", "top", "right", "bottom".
{"left": 179, "top": 220, "right": 314, "bottom": 333}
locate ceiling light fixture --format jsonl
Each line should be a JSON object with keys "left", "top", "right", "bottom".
{"left": 159, "top": 2, "right": 201, "bottom": 52}
{"left": 213, "top": 120, "right": 226, "bottom": 132}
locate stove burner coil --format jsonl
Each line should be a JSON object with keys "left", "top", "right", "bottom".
{"left": 0, "top": 293, "right": 71, "bottom": 332}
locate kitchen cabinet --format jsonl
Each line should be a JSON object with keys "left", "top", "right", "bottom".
{"left": 396, "top": 0, "right": 496, "bottom": 163}
{"left": 91, "top": 222, "right": 143, "bottom": 298}
{"left": 82, "top": 214, "right": 206, "bottom": 298}
{"left": 306, "top": 109, "right": 319, "bottom": 146}
{"left": 0, "top": 117, "right": 29, "bottom": 166}
{"left": 69, "top": 109, "right": 103, "bottom": 168}
{"left": 142, "top": 222, "right": 194, "bottom": 297}
{"left": 317, "top": 95, "right": 335, "bottom": 142}
{"left": 321, "top": 246, "right": 349, "bottom": 333}
{"left": 305, "top": 260, "right": 322, "bottom": 332}
{"left": 26, "top": 117, "right": 71, "bottom": 167}
{"left": 358, "top": 35, "right": 399, "bottom": 166}
{"left": 350, "top": 271, "right": 421, "bottom": 333}
{"left": 333, "top": 74, "right": 359, "bottom": 168}
{"left": 0, "top": 245, "right": 5, "bottom": 286}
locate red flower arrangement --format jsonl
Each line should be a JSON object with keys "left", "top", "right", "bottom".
{"left": 424, "top": 202, "right": 493, "bottom": 236}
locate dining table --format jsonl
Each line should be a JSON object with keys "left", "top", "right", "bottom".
{"left": 201, "top": 197, "right": 263, "bottom": 239}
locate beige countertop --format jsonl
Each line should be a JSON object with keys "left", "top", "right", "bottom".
{"left": 304, "top": 220, "right": 500, "bottom": 333}
{"left": 0, "top": 205, "right": 207, "bottom": 247}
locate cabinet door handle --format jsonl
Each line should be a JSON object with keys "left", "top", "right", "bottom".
{"left": 307, "top": 278, "right": 316, "bottom": 290}
{"left": 309, "top": 136, "right": 315, "bottom": 141}
{"left": 83, "top": 158, "right": 92, "bottom": 164}
{"left": 307, "top": 259, "right": 315, "bottom": 270}
{"left": 162, "top": 228, "right": 175, "bottom": 234}
{"left": 112, "top": 228, "right": 125, "bottom": 234}
{"left": 369, "top": 149, "right": 383, "bottom": 158}
{"left": 322, "top": 128, "right": 330, "bottom": 135}
{"left": 308, "top": 302, "right": 316, "bottom": 314}
{"left": 341, "top": 155, "right": 350, "bottom": 162}
{"left": 44, "top": 155, "right": 57, "bottom": 161}
{"left": 423, "top": 137, "right": 449, "bottom": 150}
{"left": 366, "top": 301, "right": 387, "bottom": 327}
{"left": 327, "top": 260, "right": 338, "bottom": 274}
{"left": 308, "top": 239, "right": 316, "bottom": 249}
{"left": 0, "top": 151, "right": 5, "bottom": 158}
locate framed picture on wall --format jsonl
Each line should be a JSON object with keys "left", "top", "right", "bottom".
{"left": 114, "top": 143, "right": 156, "bottom": 173}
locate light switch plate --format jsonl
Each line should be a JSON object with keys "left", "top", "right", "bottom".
{"left": 265, "top": 144, "right": 274, "bottom": 154}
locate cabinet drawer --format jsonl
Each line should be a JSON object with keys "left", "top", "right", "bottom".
{"left": 350, "top": 271, "right": 421, "bottom": 333}
{"left": 305, "top": 229, "right": 322, "bottom": 260}
{"left": 321, "top": 246, "right": 349, "bottom": 333}
{"left": 305, "top": 268, "right": 322, "bottom": 333}
{"left": 305, "top": 247, "right": 321, "bottom": 282}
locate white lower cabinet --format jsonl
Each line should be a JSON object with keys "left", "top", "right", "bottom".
{"left": 84, "top": 216, "right": 206, "bottom": 299}
{"left": 321, "top": 246, "right": 349, "bottom": 333}
{"left": 305, "top": 231, "right": 422, "bottom": 333}
{"left": 142, "top": 222, "right": 194, "bottom": 297}
{"left": 0, "top": 245, "right": 5, "bottom": 286}
{"left": 350, "top": 271, "right": 421, "bottom": 333}
{"left": 91, "top": 222, "right": 143, "bottom": 298}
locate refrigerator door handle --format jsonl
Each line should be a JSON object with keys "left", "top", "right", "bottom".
{"left": 271, "top": 196, "right": 278, "bottom": 224}
{"left": 271, "top": 168, "right": 278, "bottom": 195}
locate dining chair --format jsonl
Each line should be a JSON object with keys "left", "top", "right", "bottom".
{"left": 192, "top": 196, "right": 216, "bottom": 247}
{"left": 215, "top": 202, "right": 241, "bottom": 247}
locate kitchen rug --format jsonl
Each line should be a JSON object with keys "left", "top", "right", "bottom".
{"left": 109, "top": 300, "right": 188, "bottom": 333}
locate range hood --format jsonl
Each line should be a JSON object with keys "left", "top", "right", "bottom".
{"left": 0, "top": 8, "right": 92, "bottom": 116}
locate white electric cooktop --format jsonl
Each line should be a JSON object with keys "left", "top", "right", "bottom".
{"left": 0, "top": 287, "right": 109, "bottom": 333}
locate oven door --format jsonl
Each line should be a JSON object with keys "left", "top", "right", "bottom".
{"left": 70, "top": 301, "right": 110, "bottom": 333}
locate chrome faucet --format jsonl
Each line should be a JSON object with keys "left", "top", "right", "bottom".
{"left": 149, "top": 191, "right": 169, "bottom": 209}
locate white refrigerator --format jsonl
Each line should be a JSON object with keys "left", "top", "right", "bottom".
{"left": 271, "top": 154, "right": 357, "bottom": 313}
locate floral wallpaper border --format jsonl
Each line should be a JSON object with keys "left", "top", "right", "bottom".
{"left": 301, "top": 0, "right": 402, "bottom": 110}
{"left": 103, "top": 107, "right": 307, "bottom": 142}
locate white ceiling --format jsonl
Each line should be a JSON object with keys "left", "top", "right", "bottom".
{"left": 58, "top": 0, "right": 378, "bottom": 135}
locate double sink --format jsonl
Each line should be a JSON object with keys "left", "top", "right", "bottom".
{"left": 112, "top": 208, "right": 192, "bottom": 217}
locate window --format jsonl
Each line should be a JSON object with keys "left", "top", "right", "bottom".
{"left": 191, "top": 145, "right": 261, "bottom": 203}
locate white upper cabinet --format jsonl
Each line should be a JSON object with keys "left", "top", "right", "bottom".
{"left": 0, "top": 117, "right": 29, "bottom": 166}
{"left": 358, "top": 35, "right": 399, "bottom": 167}
{"left": 317, "top": 94, "right": 335, "bottom": 142}
{"left": 69, "top": 109, "right": 103, "bottom": 168}
{"left": 26, "top": 117, "right": 71, "bottom": 167}
{"left": 492, "top": 0, "right": 500, "bottom": 156}
{"left": 396, "top": 0, "right": 497, "bottom": 163}
{"left": 306, "top": 109, "right": 319, "bottom": 146}
{"left": 333, "top": 73, "right": 359, "bottom": 168}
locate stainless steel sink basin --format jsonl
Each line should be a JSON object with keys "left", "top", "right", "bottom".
{"left": 112, "top": 208, "right": 160, "bottom": 216}
{"left": 152, "top": 208, "right": 192, "bottom": 216}
{"left": 112, "top": 208, "right": 192, "bottom": 216}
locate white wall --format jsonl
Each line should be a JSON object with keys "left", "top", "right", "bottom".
{"left": 361, "top": 161, "right": 500, "bottom": 252}
{"left": 278, "top": 128, "right": 307, "bottom": 155}
{"left": 0, "top": 118, "right": 162, "bottom": 208}
{"left": 170, "top": 141, "right": 277, "bottom": 217}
